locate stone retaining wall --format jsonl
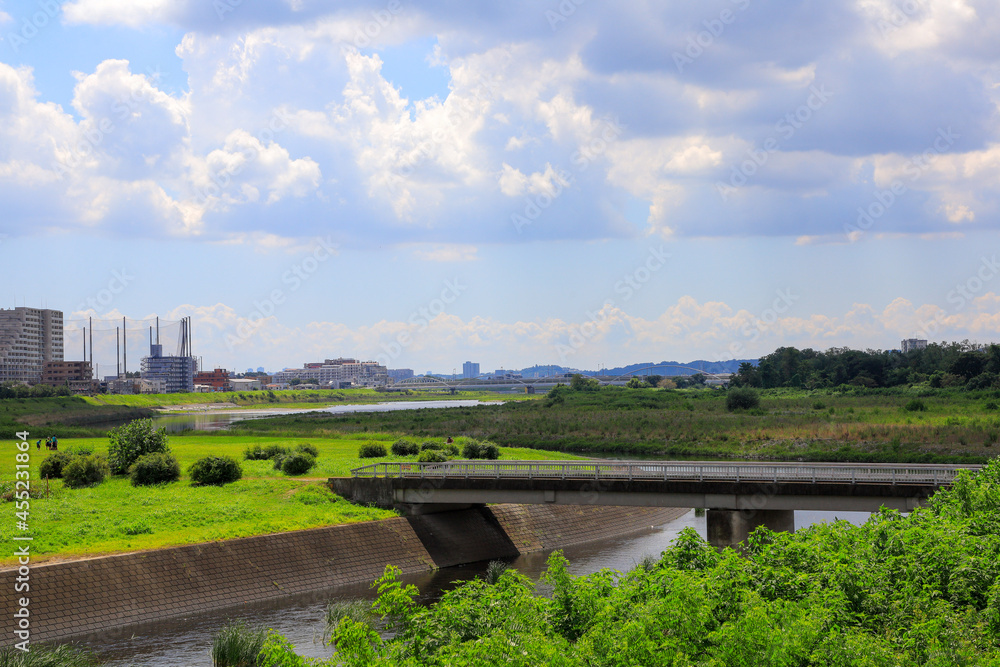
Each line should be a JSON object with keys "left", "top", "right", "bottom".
{"left": 1, "top": 505, "right": 685, "bottom": 644}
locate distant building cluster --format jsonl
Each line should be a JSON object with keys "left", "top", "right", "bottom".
{"left": 273, "top": 358, "right": 388, "bottom": 388}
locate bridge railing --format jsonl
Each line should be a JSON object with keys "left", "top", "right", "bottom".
{"left": 350, "top": 461, "right": 976, "bottom": 486}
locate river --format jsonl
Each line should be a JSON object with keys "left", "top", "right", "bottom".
{"left": 150, "top": 399, "right": 504, "bottom": 432}
{"left": 83, "top": 507, "right": 868, "bottom": 666}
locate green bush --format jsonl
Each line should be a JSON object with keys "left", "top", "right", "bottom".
{"left": 39, "top": 451, "right": 75, "bottom": 479}
{"left": 129, "top": 452, "right": 181, "bottom": 486}
{"left": 463, "top": 440, "right": 500, "bottom": 460}
{"left": 444, "top": 443, "right": 460, "bottom": 456}
{"left": 726, "top": 387, "right": 760, "bottom": 411}
{"left": 359, "top": 443, "right": 387, "bottom": 458}
{"left": 63, "top": 455, "right": 110, "bottom": 489}
{"left": 812, "top": 401, "right": 826, "bottom": 410}
{"left": 420, "top": 441, "right": 443, "bottom": 451}
{"left": 281, "top": 453, "right": 317, "bottom": 476}
{"left": 418, "top": 450, "right": 448, "bottom": 463}
{"left": 272, "top": 455, "right": 288, "bottom": 470}
{"left": 295, "top": 443, "right": 319, "bottom": 458}
{"left": 986, "top": 401, "right": 999, "bottom": 411}
{"left": 246, "top": 443, "right": 291, "bottom": 460}
{"left": 107, "top": 418, "right": 170, "bottom": 475}
{"left": 391, "top": 439, "right": 419, "bottom": 456}
{"left": 189, "top": 456, "right": 242, "bottom": 486}
{"left": 904, "top": 399, "right": 927, "bottom": 412}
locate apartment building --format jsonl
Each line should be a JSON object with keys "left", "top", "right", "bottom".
{"left": 0, "top": 307, "right": 64, "bottom": 384}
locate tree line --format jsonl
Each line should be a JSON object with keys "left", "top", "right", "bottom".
{"left": 730, "top": 341, "right": 1000, "bottom": 390}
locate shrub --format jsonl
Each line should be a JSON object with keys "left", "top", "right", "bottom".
{"left": 420, "top": 441, "right": 443, "bottom": 451}
{"left": 63, "top": 455, "right": 110, "bottom": 489}
{"left": 243, "top": 445, "right": 270, "bottom": 460}
{"left": 272, "top": 455, "right": 289, "bottom": 471}
{"left": 812, "top": 401, "right": 826, "bottom": 410}
{"left": 107, "top": 418, "right": 170, "bottom": 475}
{"left": 391, "top": 439, "right": 419, "bottom": 456}
{"left": 463, "top": 440, "right": 500, "bottom": 460}
{"left": 444, "top": 443, "right": 460, "bottom": 456}
{"left": 726, "top": 387, "right": 760, "bottom": 411}
{"left": 211, "top": 619, "right": 268, "bottom": 667}
{"left": 904, "top": 399, "right": 927, "bottom": 412}
{"left": 281, "top": 453, "right": 316, "bottom": 476}
{"left": 295, "top": 443, "right": 319, "bottom": 458}
{"left": 418, "top": 450, "right": 448, "bottom": 463}
{"left": 358, "top": 443, "right": 387, "bottom": 459}
{"left": 189, "top": 456, "right": 242, "bottom": 486}
{"left": 39, "top": 451, "right": 74, "bottom": 479}
{"left": 986, "top": 401, "right": 998, "bottom": 411}
{"left": 129, "top": 452, "right": 181, "bottom": 486}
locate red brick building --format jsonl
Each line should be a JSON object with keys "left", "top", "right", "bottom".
{"left": 193, "top": 368, "right": 230, "bottom": 391}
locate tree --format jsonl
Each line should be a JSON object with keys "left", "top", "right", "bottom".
{"left": 569, "top": 374, "right": 600, "bottom": 391}
{"left": 107, "top": 418, "right": 170, "bottom": 475}
{"left": 626, "top": 377, "right": 646, "bottom": 389}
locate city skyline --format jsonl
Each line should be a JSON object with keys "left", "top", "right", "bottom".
{"left": 2, "top": 1, "right": 1000, "bottom": 372}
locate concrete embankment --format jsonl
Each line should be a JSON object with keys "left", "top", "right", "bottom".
{"left": 0, "top": 504, "right": 685, "bottom": 644}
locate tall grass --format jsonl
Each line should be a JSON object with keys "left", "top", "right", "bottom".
{"left": 211, "top": 619, "right": 268, "bottom": 667}
{"left": 0, "top": 644, "right": 94, "bottom": 667}
{"left": 324, "top": 598, "right": 377, "bottom": 644}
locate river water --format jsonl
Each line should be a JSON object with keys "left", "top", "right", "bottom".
{"left": 151, "top": 399, "right": 503, "bottom": 432}
{"left": 83, "top": 507, "right": 868, "bottom": 666}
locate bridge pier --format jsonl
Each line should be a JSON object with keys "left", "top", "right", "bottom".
{"left": 706, "top": 509, "right": 795, "bottom": 549}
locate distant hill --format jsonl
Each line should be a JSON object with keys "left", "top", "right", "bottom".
{"left": 517, "top": 359, "right": 756, "bottom": 378}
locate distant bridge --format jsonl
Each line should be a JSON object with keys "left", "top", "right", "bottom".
{"left": 385, "top": 364, "right": 731, "bottom": 393}
{"left": 332, "top": 461, "right": 978, "bottom": 548}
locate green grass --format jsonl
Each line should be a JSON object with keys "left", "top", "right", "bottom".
{"left": 0, "top": 433, "right": 583, "bottom": 565}
{"left": 230, "top": 386, "right": 1000, "bottom": 463}
{"left": 83, "top": 388, "right": 534, "bottom": 411}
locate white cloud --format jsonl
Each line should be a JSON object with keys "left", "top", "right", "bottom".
{"left": 411, "top": 244, "right": 478, "bottom": 262}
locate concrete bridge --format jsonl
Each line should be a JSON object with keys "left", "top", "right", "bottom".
{"left": 331, "top": 460, "right": 978, "bottom": 548}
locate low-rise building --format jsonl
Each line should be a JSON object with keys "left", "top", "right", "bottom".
{"left": 274, "top": 358, "right": 388, "bottom": 387}
{"left": 194, "top": 368, "right": 230, "bottom": 391}
{"left": 230, "top": 377, "right": 263, "bottom": 391}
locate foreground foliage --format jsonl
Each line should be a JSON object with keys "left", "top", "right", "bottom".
{"left": 308, "top": 459, "right": 1000, "bottom": 665}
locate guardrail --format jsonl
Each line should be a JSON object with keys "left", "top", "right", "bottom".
{"left": 351, "top": 461, "right": 978, "bottom": 486}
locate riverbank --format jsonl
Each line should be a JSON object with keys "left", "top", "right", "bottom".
{"left": 0, "top": 434, "right": 584, "bottom": 565}
{"left": 0, "top": 504, "right": 686, "bottom": 645}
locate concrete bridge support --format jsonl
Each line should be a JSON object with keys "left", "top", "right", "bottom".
{"left": 707, "top": 509, "right": 795, "bottom": 549}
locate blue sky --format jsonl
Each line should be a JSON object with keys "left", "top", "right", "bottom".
{"left": 2, "top": 0, "right": 1000, "bottom": 373}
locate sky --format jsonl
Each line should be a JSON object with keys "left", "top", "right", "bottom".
{"left": 2, "top": 0, "right": 1000, "bottom": 374}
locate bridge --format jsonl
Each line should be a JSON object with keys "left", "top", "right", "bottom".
{"left": 331, "top": 460, "right": 978, "bottom": 548}
{"left": 382, "top": 364, "right": 731, "bottom": 393}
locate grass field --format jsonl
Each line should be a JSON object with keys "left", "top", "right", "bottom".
{"left": 230, "top": 386, "right": 1000, "bottom": 463}
{"left": 0, "top": 433, "right": 583, "bottom": 565}
{"left": 83, "top": 388, "right": 534, "bottom": 411}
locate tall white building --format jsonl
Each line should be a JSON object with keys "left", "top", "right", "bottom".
{"left": 462, "top": 361, "right": 480, "bottom": 378}
{"left": 0, "top": 307, "right": 64, "bottom": 384}
{"left": 901, "top": 339, "right": 928, "bottom": 353}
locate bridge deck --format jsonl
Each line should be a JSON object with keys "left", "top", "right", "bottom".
{"left": 352, "top": 460, "right": 978, "bottom": 486}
